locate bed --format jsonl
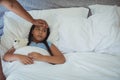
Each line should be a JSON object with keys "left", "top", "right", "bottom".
{"left": 0, "top": 0, "right": 120, "bottom": 80}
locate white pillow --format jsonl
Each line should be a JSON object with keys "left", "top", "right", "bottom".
{"left": 89, "top": 4, "right": 117, "bottom": 15}
{"left": 88, "top": 6, "right": 120, "bottom": 52}
{"left": 89, "top": 4, "right": 120, "bottom": 20}
{"left": 57, "top": 16, "right": 93, "bottom": 53}
{"left": 51, "top": 7, "right": 89, "bottom": 18}
{"left": 1, "top": 7, "right": 89, "bottom": 50}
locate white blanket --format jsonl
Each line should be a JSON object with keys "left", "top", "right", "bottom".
{"left": 2, "top": 46, "right": 120, "bottom": 80}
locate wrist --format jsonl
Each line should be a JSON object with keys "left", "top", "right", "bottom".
{"left": 31, "top": 19, "right": 35, "bottom": 24}
{"left": 39, "top": 55, "right": 48, "bottom": 62}
{"left": 12, "top": 54, "right": 21, "bottom": 61}
{"left": 0, "top": 71, "right": 4, "bottom": 75}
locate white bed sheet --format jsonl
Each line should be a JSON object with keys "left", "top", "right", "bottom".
{"left": 2, "top": 51, "right": 120, "bottom": 80}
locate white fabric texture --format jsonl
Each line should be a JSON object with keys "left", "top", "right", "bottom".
{"left": 3, "top": 46, "right": 51, "bottom": 77}
{"left": 2, "top": 52, "right": 120, "bottom": 80}
{"left": 13, "top": 38, "right": 28, "bottom": 49}
{"left": 57, "top": 16, "right": 93, "bottom": 53}
{"left": 1, "top": 7, "right": 89, "bottom": 51}
{"left": 56, "top": 5, "right": 120, "bottom": 53}
{"left": 117, "top": 6, "right": 120, "bottom": 17}
{"left": 89, "top": 4, "right": 120, "bottom": 20}
{"left": 88, "top": 5, "right": 120, "bottom": 53}
{"left": 89, "top": 4, "right": 117, "bottom": 14}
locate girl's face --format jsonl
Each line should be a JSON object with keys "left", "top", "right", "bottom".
{"left": 32, "top": 26, "right": 47, "bottom": 42}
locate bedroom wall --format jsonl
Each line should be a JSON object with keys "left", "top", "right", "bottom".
{"left": 0, "top": 0, "right": 120, "bottom": 37}
{"left": 17, "top": 0, "right": 120, "bottom": 10}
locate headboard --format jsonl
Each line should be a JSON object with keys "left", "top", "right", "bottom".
{"left": 0, "top": 0, "right": 120, "bottom": 36}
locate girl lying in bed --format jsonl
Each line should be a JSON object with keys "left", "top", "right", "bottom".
{"left": 3, "top": 23, "right": 66, "bottom": 65}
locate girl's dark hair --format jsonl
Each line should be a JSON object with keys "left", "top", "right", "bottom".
{"left": 27, "top": 25, "right": 53, "bottom": 56}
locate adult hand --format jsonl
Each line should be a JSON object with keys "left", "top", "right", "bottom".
{"left": 32, "top": 19, "right": 48, "bottom": 28}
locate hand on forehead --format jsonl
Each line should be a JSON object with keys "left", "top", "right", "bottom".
{"left": 35, "top": 20, "right": 48, "bottom": 28}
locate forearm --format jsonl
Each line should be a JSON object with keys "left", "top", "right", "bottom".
{"left": 1, "top": 0, "right": 34, "bottom": 23}
{"left": 0, "top": 58, "right": 5, "bottom": 80}
{"left": 0, "top": 59, "right": 4, "bottom": 74}
{"left": 3, "top": 54, "right": 19, "bottom": 62}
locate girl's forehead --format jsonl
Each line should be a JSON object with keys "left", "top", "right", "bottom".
{"left": 35, "top": 26, "right": 46, "bottom": 30}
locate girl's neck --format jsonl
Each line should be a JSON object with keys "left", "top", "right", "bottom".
{"left": 32, "top": 39, "right": 41, "bottom": 43}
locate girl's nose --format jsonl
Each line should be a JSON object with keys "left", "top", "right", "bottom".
{"left": 39, "top": 31, "right": 42, "bottom": 34}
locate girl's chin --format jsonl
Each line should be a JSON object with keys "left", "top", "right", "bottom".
{"left": 36, "top": 39, "right": 43, "bottom": 42}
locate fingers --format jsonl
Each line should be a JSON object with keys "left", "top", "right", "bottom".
{"left": 9, "top": 47, "right": 15, "bottom": 50}
{"left": 19, "top": 55, "right": 34, "bottom": 65}
{"left": 23, "top": 57, "right": 34, "bottom": 65}
{"left": 37, "top": 19, "right": 48, "bottom": 28}
{"left": 28, "top": 53, "right": 33, "bottom": 59}
{"left": 33, "top": 19, "right": 48, "bottom": 28}
{"left": 7, "top": 47, "right": 15, "bottom": 53}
